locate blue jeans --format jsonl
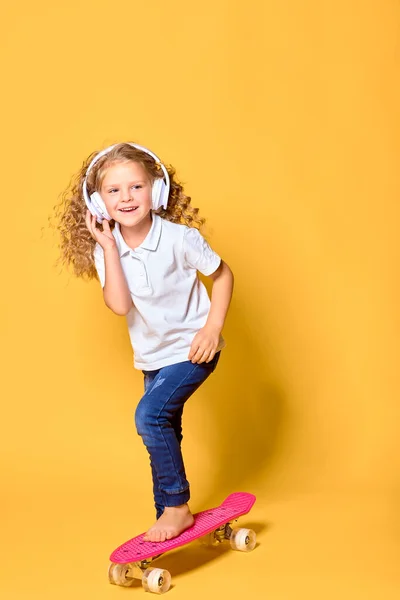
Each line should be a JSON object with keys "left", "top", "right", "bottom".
{"left": 135, "top": 352, "right": 221, "bottom": 519}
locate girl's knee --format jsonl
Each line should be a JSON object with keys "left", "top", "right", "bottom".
{"left": 134, "top": 397, "right": 159, "bottom": 436}
{"left": 135, "top": 397, "right": 170, "bottom": 437}
{"left": 134, "top": 403, "right": 147, "bottom": 436}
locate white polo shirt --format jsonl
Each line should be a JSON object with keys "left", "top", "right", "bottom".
{"left": 93, "top": 214, "right": 225, "bottom": 370}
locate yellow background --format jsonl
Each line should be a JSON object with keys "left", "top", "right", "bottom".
{"left": 1, "top": 1, "right": 399, "bottom": 598}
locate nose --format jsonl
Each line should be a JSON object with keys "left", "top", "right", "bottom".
{"left": 122, "top": 188, "right": 134, "bottom": 202}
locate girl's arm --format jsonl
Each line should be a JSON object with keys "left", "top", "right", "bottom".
{"left": 86, "top": 211, "right": 133, "bottom": 316}
{"left": 103, "top": 246, "right": 134, "bottom": 316}
{"left": 188, "top": 260, "right": 234, "bottom": 363}
{"left": 206, "top": 260, "right": 234, "bottom": 331}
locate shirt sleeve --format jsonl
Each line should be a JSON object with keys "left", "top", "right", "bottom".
{"left": 183, "top": 227, "right": 221, "bottom": 276}
{"left": 93, "top": 243, "right": 106, "bottom": 288}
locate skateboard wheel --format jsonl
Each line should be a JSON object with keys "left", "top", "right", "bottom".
{"left": 142, "top": 568, "right": 171, "bottom": 594}
{"left": 108, "top": 562, "right": 135, "bottom": 586}
{"left": 229, "top": 528, "right": 256, "bottom": 552}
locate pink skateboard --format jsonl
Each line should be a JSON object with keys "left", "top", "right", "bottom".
{"left": 108, "top": 492, "right": 257, "bottom": 594}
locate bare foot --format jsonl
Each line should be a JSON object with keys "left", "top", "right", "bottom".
{"left": 143, "top": 504, "right": 195, "bottom": 543}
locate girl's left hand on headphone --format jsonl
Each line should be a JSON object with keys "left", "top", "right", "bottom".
{"left": 189, "top": 324, "right": 220, "bottom": 364}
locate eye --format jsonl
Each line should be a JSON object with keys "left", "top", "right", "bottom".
{"left": 108, "top": 188, "right": 118, "bottom": 194}
{"left": 132, "top": 185, "right": 142, "bottom": 190}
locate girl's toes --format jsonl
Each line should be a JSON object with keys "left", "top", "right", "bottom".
{"left": 147, "top": 530, "right": 155, "bottom": 542}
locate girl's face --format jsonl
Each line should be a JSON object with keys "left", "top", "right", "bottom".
{"left": 99, "top": 160, "right": 153, "bottom": 226}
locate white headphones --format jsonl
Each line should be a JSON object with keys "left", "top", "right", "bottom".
{"left": 82, "top": 143, "right": 170, "bottom": 223}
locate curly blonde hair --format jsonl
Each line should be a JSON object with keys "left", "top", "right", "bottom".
{"left": 51, "top": 142, "right": 205, "bottom": 280}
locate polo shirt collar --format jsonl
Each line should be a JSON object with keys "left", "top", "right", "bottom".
{"left": 113, "top": 213, "right": 162, "bottom": 257}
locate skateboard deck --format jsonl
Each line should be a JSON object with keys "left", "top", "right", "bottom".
{"left": 110, "top": 492, "right": 256, "bottom": 564}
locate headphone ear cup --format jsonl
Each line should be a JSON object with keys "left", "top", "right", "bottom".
{"left": 152, "top": 178, "right": 165, "bottom": 210}
{"left": 90, "top": 192, "right": 112, "bottom": 222}
{"left": 152, "top": 178, "right": 169, "bottom": 210}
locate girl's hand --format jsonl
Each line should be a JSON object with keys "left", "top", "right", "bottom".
{"left": 188, "top": 324, "right": 221, "bottom": 364}
{"left": 85, "top": 210, "right": 116, "bottom": 251}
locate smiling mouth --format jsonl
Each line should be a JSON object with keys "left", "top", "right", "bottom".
{"left": 119, "top": 207, "right": 138, "bottom": 213}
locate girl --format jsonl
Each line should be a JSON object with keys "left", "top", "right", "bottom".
{"left": 53, "top": 142, "right": 234, "bottom": 543}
